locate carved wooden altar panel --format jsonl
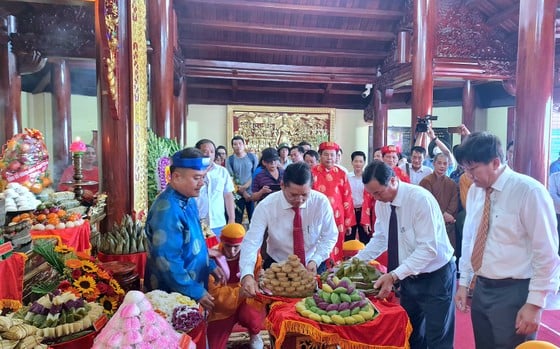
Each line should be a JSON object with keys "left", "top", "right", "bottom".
{"left": 227, "top": 105, "right": 335, "bottom": 153}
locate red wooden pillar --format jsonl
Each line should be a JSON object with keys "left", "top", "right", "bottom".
{"left": 372, "top": 88, "right": 388, "bottom": 150}
{"left": 514, "top": 0, "right": 555, "bottom": 182}
{"left": 174, "top": 77, "right": 187, "bottom": 147}
{"left": 411, "top": 0, "right": 435, "bottom": 133}
{"left": 462, "top": 80, "right": 475, "bottom": 137}
{"left": 0, "top": 15, "right": 22, "bottom": 146}
{"left": 50, "top": 59, "right": 72, "bottom": 184}
{"left": 148, "top": 0, "right": 174, "bottom": 138}
{"left": 96, "top": 0, "right": 133, "bottom": 229}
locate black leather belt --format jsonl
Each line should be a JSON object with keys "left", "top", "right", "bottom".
{"left": 408, "top": 259, "right": 452, "bottom": 280}
{"left": 476, "top": 276, "right": 529, "bottom": 288}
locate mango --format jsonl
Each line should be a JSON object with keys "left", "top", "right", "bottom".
{"left": 331, "top": 314, "right": 346, "bottom": 325}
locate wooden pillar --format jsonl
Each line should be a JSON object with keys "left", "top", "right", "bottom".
{"left": 0, "top": 15, "right": 22, "bottom": 146}
{"left": 462, "top": 80, "right": 475, "bottom": 137}
{"left": 96, "top": 0, "right": 133, "bottom": 229}
{"left": 148, "top": 0, "right": 174, "bottom": 138}
{"left": 174, "top": 77, "right": 187, "bottom": 147}
{"left": 50, "top": 60, "right": 72, "bottom": 184}
{"left": 411, "top": 0, "right": 435, "bottom": 133}
{"left": 507, "top": 107, "right": 516, "bottom": 144}
{"left": 514, "top": 0, "right": 555, "bottom": 182}
{"left": 373, "top": 88, "right": 391, "bottom": 150}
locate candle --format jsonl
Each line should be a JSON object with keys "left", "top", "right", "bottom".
{"left": 69, "top": 137, "right": 87, "bottom": 153}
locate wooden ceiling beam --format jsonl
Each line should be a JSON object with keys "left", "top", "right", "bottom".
{"left": 32, "top": 71, "right": 51, "bottom": 94}
{"left": 178, "top": 19, "right": 396, "bottom": 41}
{"left": 184, "top": 59, "right": 377, "bottom": 75}
{"left": 181, "top": 40, "right": 387, "bottom": 60}
{"left": 187, "top": 81, "right": 362, "bottom": 95}
{"left": 178, "top": 0, "right": 404, "bottom": 20}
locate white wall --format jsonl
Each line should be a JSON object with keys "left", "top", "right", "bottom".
{"left": 186, "top": 105, "right": 370, "bottom": 169}
{"left": 186, "top": 104, "right": 511, "bottom": 168}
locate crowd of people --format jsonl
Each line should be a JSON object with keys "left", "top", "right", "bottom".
{"left": 142, "top": 127, "right": 560, "bottom": 349}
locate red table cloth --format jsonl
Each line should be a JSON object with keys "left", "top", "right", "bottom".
{"left": 0, "top": 252, "right": 27, "bottom": 311}
{"left": 265, "top": 298, "right": 411, "bottom": 349}
{"left": 31, "top": 222, "right": 91, "bottom": 253}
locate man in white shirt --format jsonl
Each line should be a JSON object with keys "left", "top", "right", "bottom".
{"left": 195, "top": 139, "right": 236, "bottom": 238}
{"left": 347, "top": 150, "right": 369, "bottom": 244}
{"left": 454, "top": 132, "right": 560, "bottom": 349}
{"left": 401, "top": 146, "right": 432, "bottom": 185}
{"left": 238, "top": 162, "right": 338, "bottom": 297}
{"left": 356, "top": 160, "right": 456, "bottom": 349}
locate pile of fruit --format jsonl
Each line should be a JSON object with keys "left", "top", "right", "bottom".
{"left": 321, "top": 257, "right": 383, "bottom": 294}
{"left": 9, "top": 202, "right": 84, "bottom": 231}
{"left": 0, "top": 316, "right": 46, "bottom": 349}
{"left": 260, "top": 255, "right": 316, "bottom": 298}
{"left": 295, "top": 276, "right": 377, "bottom": 325}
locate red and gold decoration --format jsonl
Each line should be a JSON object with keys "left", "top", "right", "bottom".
{"left": 227, "top": 105, "right": 335, "bottom": 154}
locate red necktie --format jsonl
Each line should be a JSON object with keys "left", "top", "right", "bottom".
{"left": 387, "top": 205, "right": 399, "bottom": 272}
{"left": 292, "top": 207, "right": 306, "bottom": 264}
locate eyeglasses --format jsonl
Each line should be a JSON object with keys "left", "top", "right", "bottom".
{"left": 463, "top": 164, "right": 482, "bottom": 173}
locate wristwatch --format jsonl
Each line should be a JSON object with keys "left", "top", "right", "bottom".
{"left": 389, "top": 271, "right": 399, "bottom": 283}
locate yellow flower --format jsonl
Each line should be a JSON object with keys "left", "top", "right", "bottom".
{"left": 73, "top": 275, "right": 97, "bottom": 294}
{"left": 109, "top": 279, "right": 124, "bottom": 295}
{"left": 54, "top": 245, "right": 75, "bottom": 254}
{"left": 81, "top": 260, "right": 98, "bottom": 273}
{"left": 100, "top": 295, "right": 119, "bottom": 314}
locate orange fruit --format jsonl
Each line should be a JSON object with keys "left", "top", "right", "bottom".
{"left": 11, "top": 216, "right": 21, "bottom": 223}
{"left": 30, "top": 182, "right": 43, "bottom": 194}
{"left": 41, "top": 176, "right": 52, "bottom": 187}
{"left": 47, "top": 212, "right": 58, "bottom": 220}
{"left": 57, "top": 209, "right": 66, "bottom": 218}
{"left": 36, "top": 214, "right": 47, "bottom": 222}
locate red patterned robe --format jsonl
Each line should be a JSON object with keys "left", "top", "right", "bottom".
{"left": 312, "top": 164, "right": 356, "bottom": 263}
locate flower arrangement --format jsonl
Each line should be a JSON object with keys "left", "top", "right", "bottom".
{"left": 32, "top": 242, "right": 125, "bottom": 315}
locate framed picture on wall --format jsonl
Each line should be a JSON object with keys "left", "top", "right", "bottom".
{"left": 226, "top": 105, "right": 335, "bottom": 153}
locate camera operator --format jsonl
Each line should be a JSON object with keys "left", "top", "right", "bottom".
{"left": 421, "top": 123, "right": 457, "bottom": 177}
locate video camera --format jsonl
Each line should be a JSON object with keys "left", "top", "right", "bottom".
{"left": 415, "top": 114, "right": 438, "bottom": 133}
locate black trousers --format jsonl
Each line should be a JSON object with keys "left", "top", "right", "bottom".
{"left": 345, "top": 208, "right": 370, "bottom": 244}
{"left": 400, "top": 260, "right": 456, "bottom": 349}
{"left": 234, "top": 197, "right": 254, "bottom": 224}
{"left": 471, "top": 277, "right": 533, "bottom": 349}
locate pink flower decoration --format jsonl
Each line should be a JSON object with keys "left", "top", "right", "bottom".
{"left": 124, "top": 317, "right": 141, "bottom": 331}
{"left": 107, "top": 331, "right": 123, "bottom": 347}
{"left": 124, "top": 330, "right": 143, "bottom": 345}
{"left": 142, "top": 325, "right": 160, "bottom": 342}
{"left": 120, "top": 304, "right": 141, "bottom": 318}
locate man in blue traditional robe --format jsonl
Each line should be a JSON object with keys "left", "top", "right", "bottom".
{"left": 145, "top": 147, "right": 226, "bottom": 311}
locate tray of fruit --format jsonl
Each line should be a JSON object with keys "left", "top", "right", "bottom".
{"left": 295, "top": 276, "right": 378, "bottom": 325}
{"left": 320, "top": 257, "right": 383, "bottom": 295}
